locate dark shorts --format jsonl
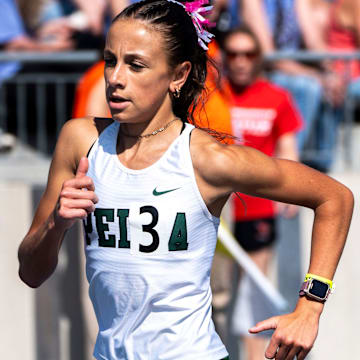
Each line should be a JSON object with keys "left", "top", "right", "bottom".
{"left": 234, "top": 217, "right": 276, "bottom": 252}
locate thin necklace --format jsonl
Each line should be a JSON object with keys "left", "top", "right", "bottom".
{"left": 119, "top": 118, "right": 180, "bottom": 139}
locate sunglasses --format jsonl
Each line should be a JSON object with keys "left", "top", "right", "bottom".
{"left": 225, "top": 50, "right": 259, "bottom": 61}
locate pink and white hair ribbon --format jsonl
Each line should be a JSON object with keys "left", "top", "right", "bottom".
{"left": 168, "top": 0, "right": 215, "bottom": 50}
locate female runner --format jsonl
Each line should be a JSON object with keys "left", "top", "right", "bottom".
{"left": 18, "top": 1, "right": 354, "bottom": 359}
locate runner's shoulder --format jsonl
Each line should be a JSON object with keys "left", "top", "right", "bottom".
{"left": 63, "top": 116, "right": 113, "bottom": 135}
{"left": 57, "top": 116, "right": 114, "bottom": 160}
{"left": 190, "top": 128, "right": 244, "bottom": 181}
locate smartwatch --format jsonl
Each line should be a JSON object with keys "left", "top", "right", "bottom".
{"left": 299, "top": 274, "right": 334, "bottom": 302}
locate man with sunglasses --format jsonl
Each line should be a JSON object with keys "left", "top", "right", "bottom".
{"left": 195, "top": 24, "right": 302, "bottom": 360}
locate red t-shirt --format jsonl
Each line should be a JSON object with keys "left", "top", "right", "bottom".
{"left": 229, "top": 79, "right": 302, "bottom": 220}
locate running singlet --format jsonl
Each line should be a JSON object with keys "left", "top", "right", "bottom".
{"left": 83, "top": 122, "right": 228, "bottom": 360}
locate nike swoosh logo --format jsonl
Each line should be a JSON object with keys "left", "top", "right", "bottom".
{"left": 153, "top": 187, "right": 180, "bottom": 196}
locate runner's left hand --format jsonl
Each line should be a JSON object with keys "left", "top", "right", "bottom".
{"left": 249, "top": 300, "right": 322, "bottom": 360}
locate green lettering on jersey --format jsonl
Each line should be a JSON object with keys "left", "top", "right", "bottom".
{"left": 117, "top": 209, "right": 130, "bottom": 248}
{"left": 94, "top": 208, "right": 116, "bottom": 248}
{"left": 139, "top": 206, "right": 159, "bottom": 253}
{"left": 168, "top": 212, "right": 188, "bottom": 251}
{"left": 83, "top": 213, "right": 93, "bottom": 245}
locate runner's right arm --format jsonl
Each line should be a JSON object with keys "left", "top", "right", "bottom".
{"left": 18, "top": 118, "right": 98, "bottom": 288}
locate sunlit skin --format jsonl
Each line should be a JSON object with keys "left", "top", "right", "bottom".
{"left": 224, "top": 32, "right": 261, "bottom": 89}
{"left": 104, "top": 19, "right": 183, "bottom": 137}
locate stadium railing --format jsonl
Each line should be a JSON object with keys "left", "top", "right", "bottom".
{"left": 0, "top": 50, "right": 359, "bottom": 164}
{"left": 0, "top": 51, "right": 101, "bottom": 153}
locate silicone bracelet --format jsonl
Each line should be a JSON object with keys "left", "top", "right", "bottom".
{"left": 305, "top": 273, "right": 333, "bottom": 289}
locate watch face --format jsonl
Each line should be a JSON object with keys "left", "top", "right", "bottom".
{"left": 309, "top": 279, "right": 329, "bottom": 299}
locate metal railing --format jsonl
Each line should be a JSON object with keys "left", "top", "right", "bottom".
{"left": 0, "top": 50, "right": 100, "bottom": 63}
{"left": 0, "top": 73, "right": 83, "bottom": 151}
{"left": 266, "top": 50, "right": 360, "bottom": 62}
{"left": 0, "top": 50, "right": 359, "bottom": 163}
{"left": 0, "top": 51, "right": 101, "bottom": 153}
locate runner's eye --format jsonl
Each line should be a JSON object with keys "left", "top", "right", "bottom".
{"left": 130, "top": 62, "right": 145, "bottom": 72}
{"left": 104, "top": 56, "right": 116, "bottom": 67}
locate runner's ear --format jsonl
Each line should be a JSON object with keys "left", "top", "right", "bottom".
{"left": 169, "top": 61, "right": 192, "bottom": 93}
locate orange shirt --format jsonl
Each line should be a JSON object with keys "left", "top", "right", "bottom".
{"left": 72, "top": 60, "right": 109, "bottom": 118}
{"left": 192, "top": 41, "right": 235, "bottom": 144}
{"left": 193, "top": 80, "right": 234, "bottom": 144}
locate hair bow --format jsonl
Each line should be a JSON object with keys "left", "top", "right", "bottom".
{"left": 168, "top": 0, "right": 215, "bottom": 50}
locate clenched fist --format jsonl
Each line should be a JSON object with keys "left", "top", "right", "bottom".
{"left": 55, "top": 157, "right": 98, "bottom": 229}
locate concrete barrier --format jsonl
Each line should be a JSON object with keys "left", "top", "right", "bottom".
{"left": 0, "top": 182, "right": 35, "bottom": 360}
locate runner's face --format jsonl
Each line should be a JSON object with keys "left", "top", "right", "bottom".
{"left": 224, "top": 33, "right": 260, "bottom": 87}
{"left": 104, "top": 19, "right": 173, "bottom": 123}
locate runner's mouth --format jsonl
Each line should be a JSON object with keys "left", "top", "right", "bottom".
{"left": 109, "top": 96, "right": 129, "bottom": 103}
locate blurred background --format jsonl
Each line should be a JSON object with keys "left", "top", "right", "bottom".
{"left": 0, "top": 0, "right": 359, "bottom": 359}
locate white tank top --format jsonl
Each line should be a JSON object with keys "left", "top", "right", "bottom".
{"left": 84, "top": 121, "right": 228, "bottom": 360}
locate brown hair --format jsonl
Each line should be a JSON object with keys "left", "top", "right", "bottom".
{"left": 112, "top": 0, "right": 211, "bottom": 124}
{"left": 222, "top": 23, "right": 264, "bottom": 76}
{"left": 222, "top": 23, "right": 263, "bottom": 58}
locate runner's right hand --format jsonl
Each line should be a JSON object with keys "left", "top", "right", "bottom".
{"left": 55, "top": 156, "right": 98, "bottom": 229}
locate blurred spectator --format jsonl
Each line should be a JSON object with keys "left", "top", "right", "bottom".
{"left": 0, "top": 0, "right": 23, "bottom": 88}
{"left": 327, "top": 0, "right": 360, "bottom": 79}
{"left": 208, "top": 0, "right": 229, "bottom": 25}
{"left": 328, "top": 0, "right": 360, "bottom": 106}
{"left": 195, "top": 25, "right": 302, "bottom": 360}
{"left": 240, "top": 0, "right": 324, "bottom": 158}
{"left": 299, "top": 0, "right": 360, "bottom": 80}
{"left": 0, "top": 0, "right": 73, "bottom": 79}
{"left": 297, "top": 0, "right": 360, "bottom": 171}
{"left": 0, "top": 0, "right": 74, "bottom": 151}
{"left": 60, "top": 0, "right": 108, "bottom": 35}
{"left": 16, "top": 0, "right": 109, "bottom": 49}
{"left": 61, "top": 0, "right": 129, "bottom": 34}
{"left": 16, "top": 0, "right": 68, "bottom": 35}
{"left": 16, "top": 0, "right": 131, "bottom": 50}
